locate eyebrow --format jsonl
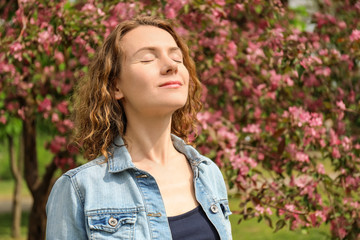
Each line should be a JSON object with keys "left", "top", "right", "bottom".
{"left": 132, "top": 46, "right": 182, "bottom": 57}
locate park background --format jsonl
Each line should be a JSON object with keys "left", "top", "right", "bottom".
{"left": 0, "top": 0, "right": 359, "bottom": 239}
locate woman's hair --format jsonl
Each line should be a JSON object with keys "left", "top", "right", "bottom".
{"left": 72, "top": 16, "right": 202, "bottom": 161}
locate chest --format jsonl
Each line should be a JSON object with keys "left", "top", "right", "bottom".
{"left": 134, "top": 156, "right": 198, "bottom": 216}
{"left": 80, "top": 167, "right": 232, "bottom": 240}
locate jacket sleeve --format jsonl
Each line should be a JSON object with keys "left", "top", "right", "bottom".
{"left": 46, "top": 175, "right": 87, "bottom": 240}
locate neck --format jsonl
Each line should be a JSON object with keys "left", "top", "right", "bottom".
{"left": 124, "top": 114, "right": 178, "bottom": 165}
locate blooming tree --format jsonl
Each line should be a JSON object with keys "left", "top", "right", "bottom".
{"left": 0, "top": 0, "right": 359, "bottom": 239}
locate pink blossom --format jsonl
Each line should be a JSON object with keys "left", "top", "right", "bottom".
{"left": 226, "top": 41, "right": 237, "bottom": 59}
{"left": 336, "top": 100, "right": 346, "bottom": 110}
{"left": 255, "top": 204, "right": 264, "bottom": 216}
{"left": 330, "top": 129, "right": 341, "bottom": 145}
{"left": 81, "top": 3, "right": 96, "bottom": 12}
{"left": 49, "top": 136, "right": 66, "bottom": 154}
{"left": 0, "top": 115, "right": 6, "bottom": 124}
{"left": 331, "top": 218, "right": 348, "bottom": 239}
{"left": 283, "top": 75, "right": 294, "bottom": 86}
{"left": 54, "top": 51, "right": 64, "bottom": 64}
{"left": 239, "top": 164, "right": 249, "bottom": 176}
{"left": 229, "top": 152, "right": 257, "bottom": 172}
{"left": 342, "top": 136, "right": 352, "bottom": 151}
{"left": 319, "top": 49, "right": 328, "bottom": 56}
{"left": 349, "top": 29, "right": 360, "bottom": 42}
{"left": 214, "top": 53, "right": 223, "bottom": 63}
{"left": 214, "top": 0, "right": 226, "bottom": 6}
{"left": 308, "top": 213, "right": 317, "bottom": 227}
{"left": 242, "top": 123, "right": 261, "bottom": 134}
{"left": 338, "top": 21, "right": 347, "bottom": 29}
{"left": 300, "top": 56, "right": 322, "bottom": 69}
{"left": 217, "top": 127, "right": 237, "bottom": 147}
{"left": 224, "top": 79, "right": 235, "bottom": 99}
{"left": 235, "top": 3, "right": 244, "bottom": 11}
{"left": 317, "top": 163, "right": 325, "bottom": 174}
{"left": 332, "top": 147, "right": 341, "bottom": 158}
{"left": 54, "top": 156, "right": 75, "bottom": 169}
{"left": 51, "top": 113, "right": 59, "bottom": 123}
{"left": 303, "top": 74, "right": 320, "bottom": 87}
{"left": 288, "top": 106, "right": 311, "bottom": 127}
{"left": 9, "top": 42, "right": 23, "bottom": 61}
{"left": 284, "top": 204, "right": 296, "bottom": 212}
{"left": 315, "top": 210, "right": 327, "bottom": 223}
{"left": 295, "top": 152, "right": 310, "bottom": 163}
{"left": 57, "top": 101, "right": 69, "bottom": 115}
{"left": 9, "top": 42, "right": 22, "bottom": 52}
{"left": 266, "top": 207, "right": 272, "bottom": 215}
{"left": 269, "top": 70, "right": 281, "bottom": 89}
{"left": 309, "top": 113, "right": 323, "bottom": 127}
{"left": 38, "top": 30, "right": 50, "bottom": 44}
{"left": 294, "top": 175, "right": 312, "bottom": 188}
{"left": 165, "top": 8, "right": 176, "bottom": 19}
{"left": 254, "top": 107, "right": 262, "bottom": 119}
{"left": 165, "top": 0, "right": 187, "bottom": 19}
{"left": 345, "top": 176, "right": 359, "bottom": 189}
{"left": 38, "top": 98, "right": 52, "bottom": 112}
{"left": 315, "top": 67, "right": 331, "bottom": 77}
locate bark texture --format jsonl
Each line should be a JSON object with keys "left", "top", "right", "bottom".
{"left": 8, "top": 134, "right": 23, "bottom": 239}
{"left": 23, "top": 116, "right": 57, "bottom": 240}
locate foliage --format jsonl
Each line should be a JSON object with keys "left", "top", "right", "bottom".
{"left": 0, "top": 0, "right": 359, "bottom": 239}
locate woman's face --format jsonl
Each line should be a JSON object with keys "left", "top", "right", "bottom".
{"left": 115, "top": 26, "right": 189, "bottom": 118}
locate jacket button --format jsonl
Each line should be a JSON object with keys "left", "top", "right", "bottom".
{"left": 210, "top": 204, "right": 219, "bottom": 213}
{"left": 108, "top": 217, "right": 118, "bottom": 227}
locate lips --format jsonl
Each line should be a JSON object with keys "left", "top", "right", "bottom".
{"left": 159, "top": 81, "right": 182, "bottom": 88}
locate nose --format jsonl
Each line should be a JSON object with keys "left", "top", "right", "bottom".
{"left": 160, "top": 56, "right": 178, "bottom": 75}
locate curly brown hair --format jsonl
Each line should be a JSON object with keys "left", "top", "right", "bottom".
{"left": 72, "top": 16, "right": 202, "bottom": 161}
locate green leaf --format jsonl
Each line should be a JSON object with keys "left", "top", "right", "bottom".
{"left": 255, "top": 5, "right": 262, "bottom": 14}
{"left": 274, "top": 219, "right": 286, "bottom": 233}
{"left": 264, "top": 215, "right": 273, "bottom": 228}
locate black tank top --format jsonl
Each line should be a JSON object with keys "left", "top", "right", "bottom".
{"left": 168, "top": 206, "right": 220, "bottom": 240}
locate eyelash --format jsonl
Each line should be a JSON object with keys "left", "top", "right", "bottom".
{"left": 140, "top": 59, "right": 183, "bottom": 63}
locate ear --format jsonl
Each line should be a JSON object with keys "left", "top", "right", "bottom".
{"left": 114, "top": 83, "right": 124, "bottom": 100}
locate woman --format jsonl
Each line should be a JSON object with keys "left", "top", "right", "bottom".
{"left": 46, "top": 16, "right": 232, "bottom": 240}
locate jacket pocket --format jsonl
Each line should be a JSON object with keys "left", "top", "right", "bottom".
{"left": 86, "top": 209, "right": 137, "bottom": 240}
{"left": 219, "top": 200, "right": 232, "bottom": 219}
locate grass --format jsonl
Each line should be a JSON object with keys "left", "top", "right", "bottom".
{"left": 0, "top": 212, "right": 28, "bottom": 240}
{"left": 0, "top": 181, "right": 30, "bottom": 201}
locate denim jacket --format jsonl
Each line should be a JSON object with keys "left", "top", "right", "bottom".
{"left": 46, "top": 134, "right": 232, "bottom": 239}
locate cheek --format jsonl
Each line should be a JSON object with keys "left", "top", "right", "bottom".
{"left": 181, "top": 66, "right": 190, "bottom": 84}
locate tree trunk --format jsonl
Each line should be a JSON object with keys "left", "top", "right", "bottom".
{"left": 23, "top": 116, "right": 57, "bottom": 240}
{"left": 8, "top": 134, "right": 23, "bottom": 239}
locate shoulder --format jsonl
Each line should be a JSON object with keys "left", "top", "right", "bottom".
{"left": 48, "top": 156, "right": 109, "bottom": 202}
{"left": 192, "top": 152, "right": 228, "bottom": 199}
{"left": 62, "top": 156, "right": 108, "bottom": 179}
{"left": 198, "top": 154, "right": 224, "bottom": 181}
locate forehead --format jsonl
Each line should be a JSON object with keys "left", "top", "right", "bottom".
{"left": 120, "top": 26, "right": 178, "bottom": 55}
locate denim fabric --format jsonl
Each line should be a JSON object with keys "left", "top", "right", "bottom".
{"left": 46, "top": 134, "right": 232, "bottom": 240}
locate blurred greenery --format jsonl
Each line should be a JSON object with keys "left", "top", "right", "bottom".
{"left": 0, "top": 126, "right": 56, "bottom": 180}
{"left": 0, "top": 211, "right": 29, "bottom": 240}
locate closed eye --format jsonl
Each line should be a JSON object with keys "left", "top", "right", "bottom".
{"left": 140, "top": 60, "right": 154, "bottom": 63}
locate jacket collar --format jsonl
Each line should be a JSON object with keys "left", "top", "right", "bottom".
{"left": 108, "top": 134, "right": 211, "bottom": 173}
